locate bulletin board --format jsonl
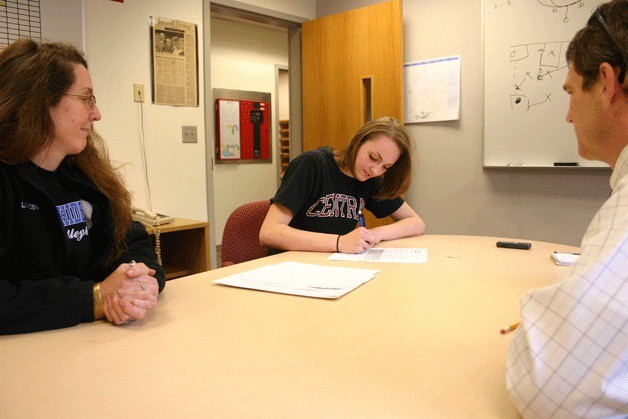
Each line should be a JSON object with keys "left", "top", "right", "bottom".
{"left": 214, "top": 88, "right": 272, "bottom": 164}
{"left": 483, "top": 0, "right": 608, "bottom": 168}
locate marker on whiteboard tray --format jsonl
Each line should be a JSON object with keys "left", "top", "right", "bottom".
{"left": 507, "top": 163, "right": 525, "bottom": 167}
{"left": 554, "top": 162, "right": 579, "bottom": 166}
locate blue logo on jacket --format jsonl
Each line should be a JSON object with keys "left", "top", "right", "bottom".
{"left": 57, "top": 201, "right": 85, "bottom": 226}
{"left": 57, "top": 201, "right": 89, "bottom": 242}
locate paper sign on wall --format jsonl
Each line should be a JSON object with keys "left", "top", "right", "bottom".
{"left": 215, "top": 98, "right": 271, "bottom": 162}
{"left": 218, "top": 100, "right": 241, "bottom": 159}
{"left": 404, "top": 56, "right": 460, "bottom": 123}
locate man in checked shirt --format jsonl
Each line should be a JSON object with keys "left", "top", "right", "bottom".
{"left": 506, "top": 1, "right": 627, "bottom": 417}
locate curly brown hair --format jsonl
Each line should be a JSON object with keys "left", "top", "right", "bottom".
{"left": 0, "top": 39, "right": 132, "bottom": 260}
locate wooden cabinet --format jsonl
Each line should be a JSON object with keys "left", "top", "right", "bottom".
{"left": 144, "top": 218, "right": 210, "bottom": 280}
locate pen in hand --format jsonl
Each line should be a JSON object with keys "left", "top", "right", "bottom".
{"left": 358, "top": 207, "right": 366, "bottom": 228}
{"left": 500, "top": 322, "right": 521, "bottom": 334}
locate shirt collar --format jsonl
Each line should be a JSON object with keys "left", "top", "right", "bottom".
{"left": 610, "top": 144, "right": 628, "bottom": 190}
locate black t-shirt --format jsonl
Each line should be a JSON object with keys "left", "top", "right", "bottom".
{"left": 271, "top": 147, "right": 403, "bottom": 237}
{"left": 35, "top": 167, "right": 93, "bottom": 275}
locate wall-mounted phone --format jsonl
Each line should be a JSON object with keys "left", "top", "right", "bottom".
{"left": 132, "top": 207, "right": 173, "bottom": 226}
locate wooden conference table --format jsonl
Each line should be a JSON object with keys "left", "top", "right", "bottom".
{"left": 0, "top": 235, "right": 579, "bottom": 418}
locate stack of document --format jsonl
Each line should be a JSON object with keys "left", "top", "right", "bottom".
{"left": 214, "top": 261, "right": 380, "bottom": 299}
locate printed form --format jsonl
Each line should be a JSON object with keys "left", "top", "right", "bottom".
{"left": 328, "top": 248, "right": 428, "bottom": 264}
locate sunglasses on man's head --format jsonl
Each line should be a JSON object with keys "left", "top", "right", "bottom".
{"left": 587, "top": 6, "right": 626, "bottom": 84}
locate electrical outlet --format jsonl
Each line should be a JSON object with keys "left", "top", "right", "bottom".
{"left": 182, "top": 126, "right": 198, "bottom": 143}
{"left": 133, "top": 84, "right": 144, "bottom": 102}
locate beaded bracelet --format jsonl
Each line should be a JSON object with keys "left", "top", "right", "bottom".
{"left": 336, "top": 234, "right": 341, "bottom": 252}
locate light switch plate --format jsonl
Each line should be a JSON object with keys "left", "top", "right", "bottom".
{"left": 133, "top": 84, "right": 144, "bottom": 102}
{"left": 182, "top": 126, "right": 198, "bottom": 143}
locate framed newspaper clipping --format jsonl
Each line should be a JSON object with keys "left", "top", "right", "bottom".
{"left": 150, "top": 17, "right": 198, "bottom": 106}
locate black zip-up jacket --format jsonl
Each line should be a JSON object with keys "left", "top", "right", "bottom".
{"left": 0, "top": 160, "right": 165, "bottom": 334}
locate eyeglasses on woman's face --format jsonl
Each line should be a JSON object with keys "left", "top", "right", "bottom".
{"left": 64, "top": 93, "right": 97, "bottom": 109}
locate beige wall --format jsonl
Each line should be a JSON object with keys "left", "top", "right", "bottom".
{"left": 82, "top": 0, "right": 313, "bottom": 267}
{"left": 84, "top": 0, "right": 207, "bottom": 221}
{"left": 211, "top": 17, "right": 289, "bottom": 244}
{"left": 317, "top": 0, "right": 611, "bottom": 246}
{"left": 40, "top": 0, "right": 83, "bottom": 48}
{"left": 81, "top": 0, "right": 610, "bottom": 267}
{"left": 219, "top": 0, "right": 315, "bottom": 20}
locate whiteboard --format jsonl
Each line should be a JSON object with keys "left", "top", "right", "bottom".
{"left": 483, "top": 0, "right": 607, "bottom": 168}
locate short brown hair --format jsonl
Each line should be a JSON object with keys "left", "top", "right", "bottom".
{"left": 335, "top": 117, "right": 414, "bottom": 199}
{"left": 566, "top": 0, "right": 627, "bottom": 90}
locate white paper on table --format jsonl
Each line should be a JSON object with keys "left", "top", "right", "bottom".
{"left": 327, "top": 248, "right": 428, "bottom": 264}
{"left": 214, "top": 261, "right": 380, "bottom": 299}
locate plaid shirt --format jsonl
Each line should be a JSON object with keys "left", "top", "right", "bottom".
{"left": 506, "top": 145, "right": 628, "bottom": 418}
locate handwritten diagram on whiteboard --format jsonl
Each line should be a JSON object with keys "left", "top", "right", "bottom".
{"left": 508, "top": 40, "right": 569, "bottom": 111}
{"left": 483, "top": 0, "right": 607, "bottom": 167}
{"left": 404, "top": 56, "right": 460, "bottom": 124}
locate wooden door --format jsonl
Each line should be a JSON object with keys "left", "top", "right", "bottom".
{"left": 302, "top": 0, "right": 404, "bottom": 227}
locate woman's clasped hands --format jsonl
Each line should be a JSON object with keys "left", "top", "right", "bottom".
{"left": 99, "top": 260, "right": 160, "bottom": 325}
